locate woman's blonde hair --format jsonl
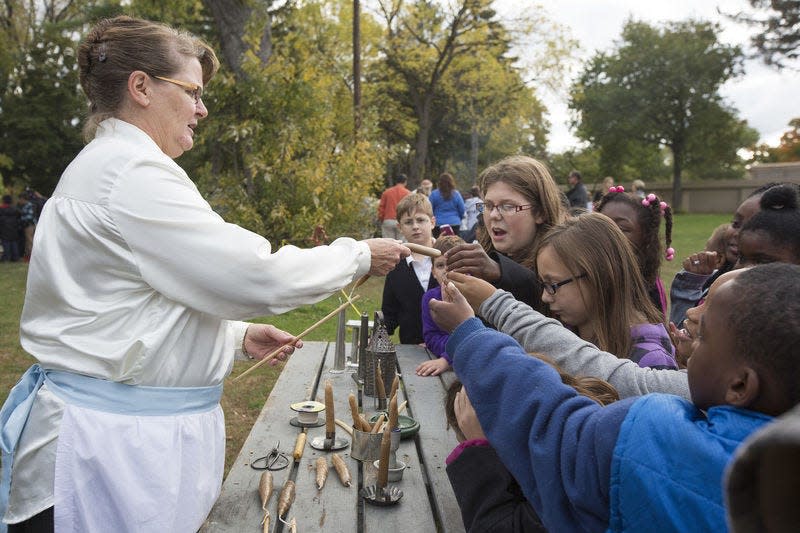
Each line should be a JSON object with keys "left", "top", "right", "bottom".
{"left": 537, "top": 212, "right": 663, "bottom": 358}
{"left": 77, "top": 15, "right": 219, "bottom": 140}
{"left": 476, "top": 155, "right": 566, "bottom": 267}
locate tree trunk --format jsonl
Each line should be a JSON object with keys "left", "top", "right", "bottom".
{"left": 202, "top": 0, "right": 272, "bottom": 79}
{"left": 411, "top": 95, "right": 433, "bottom": 181}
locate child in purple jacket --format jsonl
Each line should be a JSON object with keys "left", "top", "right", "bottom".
{"left": 416, "top": 235, "right": 464, "bottom": 376}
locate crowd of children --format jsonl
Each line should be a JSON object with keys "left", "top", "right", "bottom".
{"left": 378, "top": 161, "right": 799, "bottom": 532}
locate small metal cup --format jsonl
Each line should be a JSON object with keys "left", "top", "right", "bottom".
{"left": 350, "top": 427, "right": 400, "bottom": 463}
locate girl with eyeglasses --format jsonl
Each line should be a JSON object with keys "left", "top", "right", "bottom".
{"left": 536, "top": 213, "right": 676, "bottom": 368}
{"left": 445, "top": 156, "right": 566, "bottom": 312}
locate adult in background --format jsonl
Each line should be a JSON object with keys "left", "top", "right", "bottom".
{"left": 378, "top": 173, "right": 411, "bottom": 239}
{"left": 17, "top": 195, "right": 36, "bottom": 262}
{"left": 417, "top": 178, "right": 433, "bottom": 197}
{"left": 0, "top": 16, "right": 408, "bottom": 532}
{"left": 430, "top": 172, "right": 465, "bottom": 237}
{"left": 0, "top": 195, "right": 20, "bottom": 262}
{"left": 565, "top": 169, "right": 588, "bottom": 209}
{"left": 592, "top": 176, "right": 615, "bottom": 204}
{"left": 460, "top": 185, "right": 481, "bottom": 242}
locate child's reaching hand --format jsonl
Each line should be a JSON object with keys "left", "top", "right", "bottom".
{"left": 429, "top": 281, "right": 475, "bottom": 333}
{"left": 446, "top": 271, "right": 497, "bottom": 311}
{"left": 415, "top": 357, "right": 450, "bottom": 376}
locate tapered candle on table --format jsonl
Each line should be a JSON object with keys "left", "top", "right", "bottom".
{"left": 325, "top": 380, "right": 335, "bottom": 439}
{"left": 389, "top": 374, "right": 399, "bottom": 402}
{"left": 388, "top": 392, "right": 398, "bottom": 431}
{"left": 377, "top": 424, "right": 392, "bottom": 490}
{"left": 375, "top": 364, "right": 386, "bottom": 400}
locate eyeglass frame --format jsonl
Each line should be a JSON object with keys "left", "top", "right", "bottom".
{"left": 476, "top": 202, "right": 535, "bottom": 215}
{"left": 153, "top": 75, "right": 203, "bottom": 104}
{"left": 540, "top": 273, "right": 587, "bottom": 295}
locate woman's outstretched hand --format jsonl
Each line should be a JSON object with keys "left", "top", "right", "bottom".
{"left": 429, "top": 281, "right": 475, "bottom": 334}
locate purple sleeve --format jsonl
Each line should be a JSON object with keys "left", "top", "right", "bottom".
{"left": 421, "top": 287, "right": 451, "bottom": 363}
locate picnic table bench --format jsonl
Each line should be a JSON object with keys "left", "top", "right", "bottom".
{"left": 201, "top": 341, "right": 465, "bottom": 532}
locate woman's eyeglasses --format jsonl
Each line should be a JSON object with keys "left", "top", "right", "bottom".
{"left": 540, "top": 274, "right": 587, "bottom": 295}
{"left": 154, "top": 75, "right": 203, "bottom": 104}
{"left": 477, "top": 202, "right": 534, "bottom": 215}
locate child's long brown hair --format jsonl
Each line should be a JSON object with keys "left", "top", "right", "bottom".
{"left": 536, "top": 213, "right": 663, "bottom": 358}
{"left": 476, "top": 156, "right": 566, "bottom": 268}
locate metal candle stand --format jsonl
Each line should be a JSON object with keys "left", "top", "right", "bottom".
{"left": 363, "top": 311, "right": 397, "bottom": 411}
{"left": 309, "top": 428, "right": 349, "bottom": 451}
{"left": 361, "top": 484, "right": 403, "bottom": 506}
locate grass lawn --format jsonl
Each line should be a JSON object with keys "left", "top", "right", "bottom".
{"left": 0, "top": 212, "right": 731, "bottom": 475}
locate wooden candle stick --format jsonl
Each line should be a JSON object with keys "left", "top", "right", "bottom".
{"left": 404, "top": 242, "right": 442, "bottom": 257}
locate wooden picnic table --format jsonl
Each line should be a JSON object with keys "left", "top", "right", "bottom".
{"left": 201, "top": 341, "right": 465, "bottom": 532}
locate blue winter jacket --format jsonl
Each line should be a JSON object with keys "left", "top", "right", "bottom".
{"left": 448, "top": 318, "right": 773, "bottom": 533}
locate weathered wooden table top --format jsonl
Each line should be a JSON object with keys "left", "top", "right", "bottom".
{"left": 201, "top": 341, "right": 464, "bottom": 533}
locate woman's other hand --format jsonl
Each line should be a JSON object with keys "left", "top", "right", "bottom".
{"left": 244, "top": 324, "right": 302, "bottom": 365}
{"left": 446, "top": 271, "right": 497, "bottom": 312}
{"left": 445, "top": 243, "right": 501, "bottom": 283}
{"left": 429, "top": 281, "right": 475, "bottom": 333}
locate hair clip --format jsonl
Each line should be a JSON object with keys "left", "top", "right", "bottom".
{"left": 665, "top": 247, "right": 675, "bottom": 261}
{"left": 609, "top": 186, "right": 625, "bottom": 193}
{"left": 98, "top": 43, "right": 107, "bottom": 62}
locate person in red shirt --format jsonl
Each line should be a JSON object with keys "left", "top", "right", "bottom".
{"left": 378, "top": 174, "right": 410, "bottom": 239}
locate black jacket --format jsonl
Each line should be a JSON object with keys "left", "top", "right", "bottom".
{"left": 493, "top": 253, "right": 545, "bottom": 313}
{"left": 446, "top": 445, "right": 546, "bottom": 532}
{"left": 382, "top": 259, "right": 438, "bottom": 344}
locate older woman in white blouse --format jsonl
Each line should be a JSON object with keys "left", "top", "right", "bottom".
{"left": 0, "top": 16, "right": 407, "bottom": 533}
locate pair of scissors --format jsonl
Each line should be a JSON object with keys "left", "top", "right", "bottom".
{"left": 250, "top": 441, "right": 289, "bottom": 471}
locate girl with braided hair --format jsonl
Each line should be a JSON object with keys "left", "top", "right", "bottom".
{"left": 596, "top": 187, "right": 673, "bottom": 319}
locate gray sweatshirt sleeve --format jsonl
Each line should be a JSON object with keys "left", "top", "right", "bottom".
{"left": 479, "top": 290, "right": 690, "bottom": 400}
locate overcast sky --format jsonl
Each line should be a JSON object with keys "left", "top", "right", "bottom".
{"left": 496, "top": 0, "right": 800, "bottom": 153}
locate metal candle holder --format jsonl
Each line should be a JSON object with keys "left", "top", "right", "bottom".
{"left": 309, "top": 434, "right": 349, "bottom": 451}
{"left": 361, "top": 484, "right": 403, "bottom": 506}
{"left": 363, "top": 311, "right": 397, "bottom": 406}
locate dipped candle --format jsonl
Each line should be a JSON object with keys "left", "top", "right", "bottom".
{"left": 388, "top": 392, "right": 398, "bottom": 431}
{"left": 389, "top": 374, "right": 399, "bottom": 401}
{"left": 325, "top": 380, "right": 335, "bottom": 436}
{"left": 377, "top": 424, "right": 392, "bottom": 490}
{"left": 375, "top": 364, "right": 386, "bottom": 400}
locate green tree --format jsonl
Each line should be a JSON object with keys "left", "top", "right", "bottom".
{"left": 571, "top": 20, "right": 752, "bottom": 210}
{"left": 729, "top": 0, "right": 800, "bottom": 67}
{"left": 0, "top": 1, "right": 97, "bottom": 193}
{"left": 751, "top": 118, "right": 800, "bottom": 163}
{"left": 192, "top": 0, "right": 387, "bottom": 243}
